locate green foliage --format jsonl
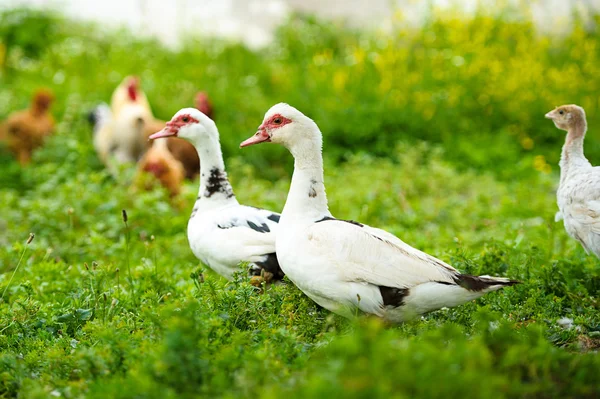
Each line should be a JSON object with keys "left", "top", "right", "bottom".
{"left": 1, "top": 4, "right": 600, "bottom": 398}
{"left": 0, "top": 8, "right": 65, "bottom": 61}
{"left": 270, "top": 316, "right": 600, "bottom": 398}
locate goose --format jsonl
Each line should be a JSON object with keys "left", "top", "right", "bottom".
{"left": 149, "top": 108, "right": 284, "bottom": 282}
{"left": 240, "top": 103, "right": 518, "bottom": 322}
{"left": 546, "top": 104, "right": 600, "bottom": 258}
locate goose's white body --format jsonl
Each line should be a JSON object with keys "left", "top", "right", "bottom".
{"left": 243, "top": 103, "right": 516, "bottom": 322}
{"left": 550, "top": 105, "right": 600, "bottom": 258}
{"left": 557, "top": 168, "right": 600, "bottom": 257}
{"left": 556, "top": 141, "right": 600, "bottom": 257}
{"left": 151, "top": 108, "right": 284, "bottom": 281}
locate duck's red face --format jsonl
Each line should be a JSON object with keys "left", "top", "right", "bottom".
{"left": 149, "top": 113, "right": 199, "bottom": 139}
{"left": 240, "top": 113, "right": 292, "bottom": 147}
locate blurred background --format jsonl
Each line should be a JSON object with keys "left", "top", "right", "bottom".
{"left": 1, "top": 0, "right": 600, "bottom": 183}
{"left": 3, "top": 0, "right": 600, "bottom": 48}
{"left": 0, "top": 1, "right": 599, "bottom": 172}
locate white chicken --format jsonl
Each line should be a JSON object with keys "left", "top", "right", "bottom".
{"left": 94, "top": 76, "right": 153, "bottom": 170}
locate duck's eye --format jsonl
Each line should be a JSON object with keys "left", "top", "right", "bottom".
{"left": 559, "top": 110, "right": 564, "bottom": 115}
{"left": 182, "top": 116, "right": 189, "bottom": 122}
{"left": 273, "top": 117, "right": 282, "bottom": 124}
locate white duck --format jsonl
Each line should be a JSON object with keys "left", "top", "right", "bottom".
{"left": 240, "top": 103, "right": 518, "bottom": 322}
{"left": 149, "top": 108, "right": 284, "bottom": 282}
{"left": 546, "top": 104, "right": 600, "bottom": 258}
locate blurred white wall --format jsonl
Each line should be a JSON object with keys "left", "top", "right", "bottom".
{"left": 1, "top": 0, "right": 599, "bottom": 48}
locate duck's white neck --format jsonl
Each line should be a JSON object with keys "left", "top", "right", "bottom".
{"left": 560, "top": 118, "right": 591, "bottom": 182}
{"left": 281, "top": 135, "right": 331, "bottom": 222}
{"left": 190, "top": 133, "right": 238, "bottom": 210}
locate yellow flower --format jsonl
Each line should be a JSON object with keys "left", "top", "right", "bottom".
{"left": 533, "top": 155, "right": 550, "bottom": 173}
{"left": 379, "top": 77, "right": 392, "bottom": 94}
{"left": 352, "top": 47, "right": 366, "bottom": 65}
{"left": 521, "top": 137, "right": 534, "bottom": 150}
{"left": 422, "top": 107, "right": 435, "bottom": 121}
{"left": 392, "top": 9, "right": 405, "bottom": 23}
{"left": 0, "top": 42, "right": 5, "bottom": 69}
{"left": 313, "top": 50, "right": 332, "bottom": 66}
{"left": 333, "top": 70, "right": 348, "bottom": 93}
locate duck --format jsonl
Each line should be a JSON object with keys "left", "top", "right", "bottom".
{"left": 149, "top": 108, "right": 284, "bottom": 282}
{"left": 155, "top": 91, "right": 212, "bottom": 180}
{"left": 140, "top": 91, "right": 212, "bottom": 180}
{"left": 546, "top": 104, "right": 600, "bottom": 258}
{"left": 240, "top": 103, "right": 518, "bottom": 323}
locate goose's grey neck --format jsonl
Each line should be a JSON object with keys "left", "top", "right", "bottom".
{"left": 560, "top": 118, "right": 591, "bottom": 181}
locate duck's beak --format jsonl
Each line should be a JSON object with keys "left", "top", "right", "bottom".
{"left": 149, "top": 128, "right": 176, "bottom": 140}
{"left": 240, "top": 129, "right": 271, "bottom": 148}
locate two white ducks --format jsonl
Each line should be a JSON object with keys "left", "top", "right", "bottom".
{"left": 150, "top": 108, "right": 284, "bottom": 282}
{"left": 240, "top": 103, "right": 518, "bottom": 323}
{"left": 546, "top": 104, "right": 600, "bottom": 258}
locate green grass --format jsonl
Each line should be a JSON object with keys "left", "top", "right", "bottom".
{"left": 1, "top": 5, "right": 600, "bottom": 398}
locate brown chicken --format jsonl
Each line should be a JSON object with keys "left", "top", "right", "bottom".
{"left": 1, "top": 89, "right": 55, "bottom": 165}
{"left": 135, "top": 137, "right": 185, "bottom": 197}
